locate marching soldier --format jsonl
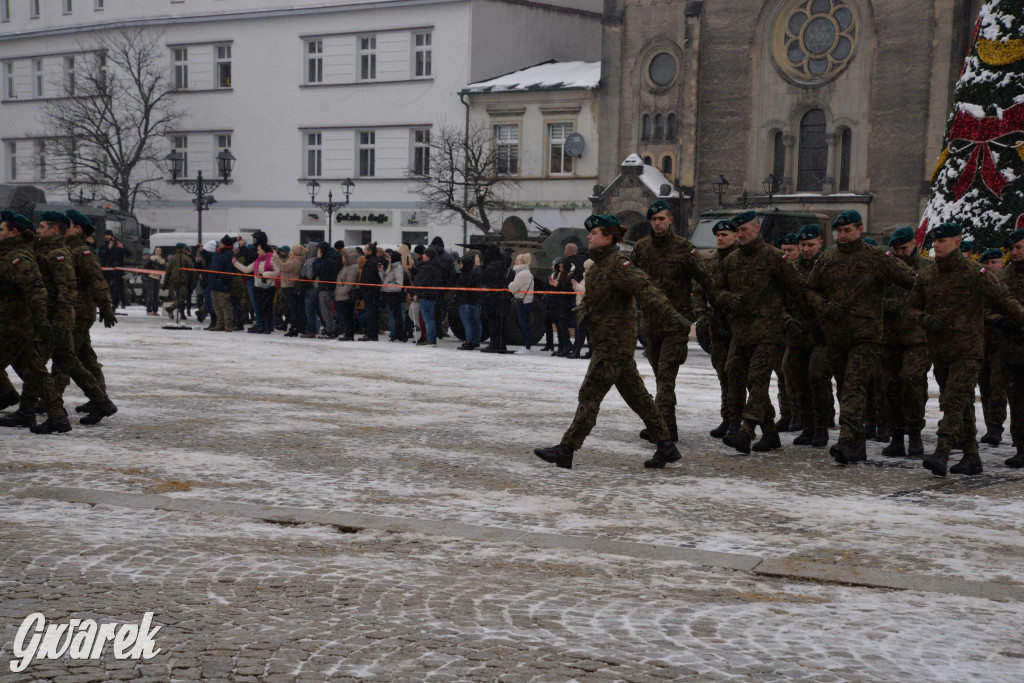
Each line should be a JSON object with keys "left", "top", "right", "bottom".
{"left": 693, "top": 220, "right": 738, "bottom": 438}
{"left": 978, "top": 247, "right": 1008, "bottom": 446}
{"left": 879, "top": 227, "right": 937, "bottom": 459}
{"left": 775, "top": 233, "right": 800, "bottom": 432}
{"left": 164, "top": 242, "right": 197, "bottom": 322}
{"left": 713, "top": 211, "right": 807, "bottom": 454}
{"left": 629, "top": 198, "right": 711, "bottom": 442}
{"left": 0, "top": 211, "right": 70, "bottom": 434}
{"left": 806, "top": 210, "right": 917, "bottom": 464}
{"left": 533, "top": 215, "right": 688, "bottom": 470}
{"left": 910, "top": 222, "right": 1024, "bottom": 477}
{"left": 996, "top": 229, "right": 1024, "bottom": 469}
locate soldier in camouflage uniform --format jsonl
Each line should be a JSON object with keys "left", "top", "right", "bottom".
{"left": 0, "top": 211, "right": 70, "bottom": 434}
{"left": 879, "top": 227, "right": 937, "bottom": 459}
{"left": 163, "top": 242, "right": 197, "bottom": 323}
{"left": 995, "top": 230, "right": 1024, "bottom": 469}
{"left": 806, "top": 210, "right": 917, "bottom": 464}
{"left": 977, "top": 248, "right": 1008, "bottom": 447}
{"left": 713, "top": 211, "right": 808, "bottom": 454}
{"left": 784, "top": 224, "right": 833, "bottom": 448}
{"left": 909, "top": 222, "right": 1024, "bottom": 477}
{"left": 692, "top": 220, "right": 738, "bottom": 438}
{"left": 629, "top": 199, "right": 711, "bottom": 442}
{"left": 774, "top": 234, "right": 800, "bottom": 432}
{"left": 53, "top": 210, "right": 117, "bottom": 413}
{"left": 534, "top": 215, "right": 689, "bottom": 470}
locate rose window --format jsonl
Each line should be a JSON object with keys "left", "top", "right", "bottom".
{"left": 773, "top": 0, "right": 859, "bottom": 85}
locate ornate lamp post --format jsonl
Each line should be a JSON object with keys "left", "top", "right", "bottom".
{"left": 762, "top": 174, "right": 778, "bottom": 206}
{"left": 306, "top": 178, "right": 355, "bottom": 245}
{"left": 712, "top": 174, "right": 730, "bottom": 208}
{"left": 163, "top": 148, "right": 236, "bottom": 246}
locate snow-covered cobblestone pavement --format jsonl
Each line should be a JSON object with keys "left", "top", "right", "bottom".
{"left": 1, "top": 308, "right": 1022, "bottom": 680}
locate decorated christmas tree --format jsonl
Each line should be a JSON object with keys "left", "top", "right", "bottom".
{"left": 920, "top": 0, "right": 1024, "bottom": 249}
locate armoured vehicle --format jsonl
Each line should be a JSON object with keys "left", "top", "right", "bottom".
{"left": 690, "top": 208, "right": 834, "bottom": 256}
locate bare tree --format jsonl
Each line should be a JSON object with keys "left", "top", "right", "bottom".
{"left": 40, "top": 28, "right": 182, "bottom": 213}
{"left": 409, "top": 123, "right": 520, "bottom": 234}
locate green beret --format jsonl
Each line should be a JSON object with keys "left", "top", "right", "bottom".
{"left": 584, "top": 214, "right": 621, "bottom": 230}
{"left": 10, "top": 213, "right": 35, "bottom": 232}
{"left": 278, "top": 245, "right": 291, "bottom": 253}
{"left": 729, "top": 210, "right": 758, "bottom": 229}
{"left": 1004, "top": 229, "right": 1024, "bottom": 248}
{"left": 832, "top": 210, "right": 862, "bottom": 228}
{"left": 980, "top": 248, "right": 1004, "bottom": 262}
{"left": 646, "top": 199, "right": 672, "bottom": 220}
{"left": 960, "top": 239, "right": 974, "bottom": 253}
{"left": 779, "top": 233, "right": 799, "bottom": 246}
{"left": 863, "top": 237, "right": 878, "bottom": 246}
{"left": 65, "top": 209, "right": 93, "bottom": 229}
{"left": 0, "top": 210, "right": 15, "bottom": 225}
{"left": 926, "top": 222, "right": 963, "bottom": 240}
{"left": 712, "top": 220, "right": 735, "bottom": 234}
{"left": 38, "top": 210, "right": 69, "bottom": 225}
{"left": 888, "top": 226, "right": 915, "bottom": 247}
{"left": 797, "top": 224, "right": 821, "bottom": 241}
{"left": 175, "top": 242, "right": 187, "bottom": 248}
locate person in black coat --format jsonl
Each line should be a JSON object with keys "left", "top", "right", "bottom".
{"left": 99, "top": 230, "right": 126, "bottom": 310}
{"left": 359, "top": 243, "right": 382, "bottom": 340}
{"left": 411, "top": 246, "right": 447, "bottom": 345}
{"left": 478, "top": 245, "right": 512, "bottom": 353}
{"left": 314, "top": 241, "right": 342, "bottom": 338}
{"left": 455, "top": 255, "right": 482, "bottom": 350}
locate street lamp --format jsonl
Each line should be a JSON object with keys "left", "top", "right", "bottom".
{"left": 712, "top": 174, "right": 729, "bottom": 207}
{"left": 306, "top": 178, "right": 355, "bottom": 245}
{"left": 163, "top": 148, "right": 236, "bottom": 247}
{"left": 762, "top": 174, "right": 778, "bottom": 205}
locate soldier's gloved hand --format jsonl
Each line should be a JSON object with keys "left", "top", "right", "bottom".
{"left": 784, "top": 318, "right": 804, "bottom": 337}
{"left": 826, "top": 301, "right": 846, "bottom": 322}
{"left": 101, "top": 308, "right": 118, "bottom": 328}
{"left": 925, "top": 315, "right": 948, "bottom": 332}
{"left": 997, "top": 317, "right": 1023, "bottom": 335}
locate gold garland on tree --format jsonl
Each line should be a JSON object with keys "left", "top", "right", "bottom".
{"left": 978, "top": 39, "right": 1024, "bottom": 67}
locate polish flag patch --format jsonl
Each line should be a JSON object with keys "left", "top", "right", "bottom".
{"left": 83, "top": 251, "right": 92, "bottom": 256}
{"left": 56, "top": 256, "right": 66, "bottom": 262}
{"left": 622, "top": 260, "right": 631, "bottom": 267}
{"left": 12, "top": 257, "right": 20, "bottom": 265}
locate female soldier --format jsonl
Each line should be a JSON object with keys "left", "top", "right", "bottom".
{"left": 533, "top": 215, "right": 691, "bottom": 470}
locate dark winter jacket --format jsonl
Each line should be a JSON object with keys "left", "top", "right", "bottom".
{"left": 411, "top": 257, "right": 447, "bottom": 300}
{"left": 208, "top": 246, "right": 236, "bottom": 292}
{"left": 455, "top": 258, "right": 481, "bottom": 306}
{"left": 314, "top": 244, "right": 342, "bottom": 292}
{"left": 477, "top": 248, "right": 508, "bottom": 298}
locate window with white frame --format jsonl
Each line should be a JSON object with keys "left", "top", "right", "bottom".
{"left": 305, "top": 132, "right": 322, "bottom": 177}
{"left": 358, "top": 131, "right": 375, "bottom": 177}
{"left": 412, "top": 129, "right": 430, "bottom": 175}
{"left": 171, "top": 135, "right": 188, "bottom": 177}
{"left": 62, "top": 0, "right": 72, "bottom": 14}
{"left": 64, "top": 56, "right": 76, "bottom": 95}
{"left": 8, "top": 142, "right": 17, "bottom": 180}
{"left": 215, "top": 45, "right": 231, "bottom": 88}
{"left": 217, "top": 134, "right": 232, "bottom": 151}
{"left": 30, "top": 0, "right": 39, "bottom": 19}
{"left": 33, "top": 60, "right": 43, "bottom": 97}
{"left": 173, "top": 48, "right": 188, "bottom": 90}
{"left": 3, "top": 62, "right": 13, "bottom": 99}
{"left": 359, "top": 36, "right": 377, "bottom": 81}
{"left": 1, "top": 1, "right": 10, "bottom": 23}
{"left": 36, "top": 140, "right": 46, "bottom": 180}
{"left": 494, "top": 123, "right": 519, "bottom": 175}
{"left": 414, "top": 32, "right": 432, "bottom": 78}
{"left": 548, "top": 122, "right": 574, "bottom": 175}
{"left": 94, "top": 0, "right": 104, "bottom": 9}
{"left": 306, "top": 40, "right": 322, "bottom": 84}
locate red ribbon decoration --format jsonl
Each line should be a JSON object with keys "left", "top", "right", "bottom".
{"left": 949, "top": 101, "right": 1024, "bottom": 199}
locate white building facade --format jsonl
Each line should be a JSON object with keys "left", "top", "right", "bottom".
{"left": 0, "top": 0, "right": 600, "bottom": 248}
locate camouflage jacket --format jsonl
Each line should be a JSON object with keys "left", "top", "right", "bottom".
{"left": 787, "top": 252, "right": 824, "bottom": 347}
{"left": 629, "top": 231, "right": 710, "bottom": 326}
{"left": 164, "top": 250, "right": 196, "bottom": 291}
{"left": 712, "top": 235, "right": 805, "bottom": 347}
{"left": 65, "top": 234, "right": 114, "bottom": 323}
{"left": 0, "top": 235, "right": 49, "bottom": 339}
{"left": 692, "top": 244, "right": 737, "bottom": 340}
{"left": 35, "top": 234, "right": 78, "bottom": 331}
{"left": 580, "top": 243, "right": 689, "bottom": 357}
{"left": 881, "top": 248, "right": 936, "bottom": 347}
{"left": 996, "top": 261, "right": 1024, "bottom": 360}
{"left": 907, "top": 253, "right": 1024, "bottom": 362}
{"left": 806, "top": 239, "right": 917, "bottom": 345}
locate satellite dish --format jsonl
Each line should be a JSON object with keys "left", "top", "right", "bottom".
{"left": 564, "top": 132, "right": 585, "bottom": 158}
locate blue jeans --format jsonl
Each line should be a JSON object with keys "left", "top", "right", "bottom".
{"left": 516, "top": 301, "right": 533, "bottom": 348}
{"left": 419, "top": 298, "right": 438, "bottom": 342}
{"left": 459, "top": 303, "right": 482, "bottom": 344}
{"left": 304, "top": 287, "right": 320, "bottom": 333}
{"left": 246, "top": 279, "right": 261, "bottom": 330}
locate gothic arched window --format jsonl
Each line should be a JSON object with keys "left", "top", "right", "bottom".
{"left": 797, "top": 109, "right": 827, "bottom": 191}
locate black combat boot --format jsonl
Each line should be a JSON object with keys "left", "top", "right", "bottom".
{"left": 0, "top": 385, "right": 20, "bottom": 411}
{"left": 874, "top": 425, "right": 890, "bottom": 442}
{"left": 863, "top": 422, "right": 876, "bottom": 440}
{"left": 882, "top": 431, "right": 906, "bottom": 458}
{"left": 810, "top": 428, "right": 830, "bottom": 448}
{"left": 644, "top": 441, "right": 682, "bottom": 469}
{"left": 533, "top": 444, "right": 573, "bottom": 469}
{"left": 79, "top": 398, "right": 118, "bottom": 426}
{"left": 75, "top": 400, "right": 98, "bottom": 414}
{"left": 639, "top": 424, "right": 677, "bottom": 443}
{"left": 792, "top": 429, "right": 814, "bottom": 446}
{"left": 922, "top": 448, "right": 950, "bottom": 477}
{"left": 907, "top": 431, "right": 925, "bottom": 458}
{"left": 723, "top": 424, "right": 752, "bottom": 454}
{"left": 949, "top": 451, "right": 983, "bottom": 475}
{"left": 980, "top": 430, "right": 1002, "bottom": 446}
{"left": 709, "top": 418, "right": 730, "bottom": 439}
{"left": 830, "top": 438, "right": 855, "bottom": 464}
{"left": 752, "top": 429, "right": 782, "bottom": 452}
{"left": 0, "top": 406, "right": 37, "bottom": 428}
{"left": 1004, "top": 448, "right": 1024, "bottom": 468}
{"left": 847, "top": 438, "right": 867, "bottom": 463}
{"left": 29, "top": 415, "right": 72, "bottom": 435}
{"left": 775, "top": 415, "right": 795, "bottom": 432}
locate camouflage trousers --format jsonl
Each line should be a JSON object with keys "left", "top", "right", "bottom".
{"left": 933, "top": 359, "right": 980, "bottom": 454}
{"left": 54, "top": 319, "right": 106, "bottom": 395}
{"left": 561, "top": 352, "right": 668, "bottom": 451}
{"left": 828, "top": 343, "right": 879, "bottom": 443}
{"left": 725, "top": 341, "right": 782, "bottom": 433}
{"left": 211, "top": 291, "right": 234, "bottom": 329}
{"left": 710, "top": 332, "right": 731, "bottom": 418}
{"left": 24, "top": 327, "right": 105, "bottom": 409}
{"left": 774, "top": 356, "right": 791, "bottom": 420}
{"left": 1003, "top": 362, "right": 1024, "bottom": 447}
{"left": 881, "top": 343, "right": 931, "bottom": 434}
{"left": 0, "top": 335, "right": 66, "bottom": 419}
{"left": 979, "top": 351, "right": 1007, "bottom": 436}
{"left": 783, "top": 344, "right": 832, "bottom": 430}
{"left": 642, "top": 325, "right": 688, "bottom": 430}
{"left": 167, "top": 285, "right": 192, "bottom": 319}
{"left": 865, "top": 354, "right": 886, "bottom": 428}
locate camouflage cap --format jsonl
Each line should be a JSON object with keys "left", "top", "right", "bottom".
{"left": 38, "top": 210, "right": 70, "bottom": 225}
{"left": 888, "top": 226, "right": 915, "bottom": 247}
{"left": 779, "top": 233, "right": 799, "bottom": 246}
{"left": 646, "top": 198, "right": 673, "bottom": 220}
{"left": 926, "top": 222, "right": 963, "bottom": 240}
{"left": 65, "top": 209, "right": 94, "bottom": 229}
{"left": 729, "top": 210, "right": 758, "bottom": 230}
{"left": 712, "top": 219, "right": 736, "bottom": 234}
{"left": 979, "top": 248, "right": 1004, "bottom": 262}
{"left": 832, "top": 210, "right": 862, "bottom": 228}
{"left": 797, "top": 224, "right": 821, "bottom": 241}
{"left": 1004, "top": 228, "right": 1024, "bottom": 248}
{"left": 584, "top": 214, "right": 621, "bottom": 230}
